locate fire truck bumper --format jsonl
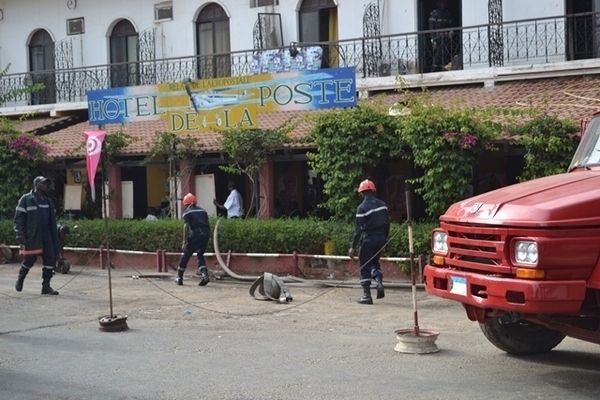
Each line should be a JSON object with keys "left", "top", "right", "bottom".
{"left": 423, "top": 265, "right": 586, "bottom": 315}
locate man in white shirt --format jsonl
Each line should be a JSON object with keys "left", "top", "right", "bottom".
{"left": 213, "top": 181, "right": 243, "bottom": 218}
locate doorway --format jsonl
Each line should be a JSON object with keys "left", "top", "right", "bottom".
{"left": 417, "top": 0, "right": 462, "bottom": 73}
{"left": 566, "top": 0, "right": 599, "bottom": 60}
{"left": 121, "top": 166, "right": 147, "bottom": 218}
{"left": 298, "top": 0, "right": 338, "bottom": 68}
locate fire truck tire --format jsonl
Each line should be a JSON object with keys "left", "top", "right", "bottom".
{"left": 479, "top": 318, "right": 565, "bottom": 355}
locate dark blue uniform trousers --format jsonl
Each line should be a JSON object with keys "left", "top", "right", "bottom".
{"left": 178, "top": 233, "right": 209, "bottom": 270}
{"left": 358, "top": 233, "right": 386, "bottom": 287}
{"left": 22, "top": 234, "right": 56, "bottom": 279}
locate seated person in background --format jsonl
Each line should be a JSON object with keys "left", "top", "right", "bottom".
{"left": 146, "top": 206, "right": 158, "bottom": 221}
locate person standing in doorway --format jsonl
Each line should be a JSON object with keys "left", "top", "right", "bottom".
{"left": 348, "top": 179, "right": 390, "bottom": 305}
{"left": 429, "top": 0, "right": 455, "bottom": 71}
{"left": 176, "top": 193, "right": 210, "bottom": 286}
{"left": 213, "top": 181, "right": 243, "bottom": 218}
{"left": 14, "top": 176, "right": 60, "bottom": 295}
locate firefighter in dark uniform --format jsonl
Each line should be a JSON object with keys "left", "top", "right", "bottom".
{"left": 14, "top": 176, "right": 60, "bottom": 295}
{"left": 175, "top": 193, "right": 210, "bottom": 286}
{"left": 348, "top": 179, "right": 390, "bottom": 304}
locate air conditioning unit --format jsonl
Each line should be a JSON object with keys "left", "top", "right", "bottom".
{"left": 155, "top": 3, "right": 173, "bottom": 21}
{"left": 66, "top": 17, "right": 84, "bottom": 35}
{"left": 250, "top": 0, "right": 279, "bottom": 8}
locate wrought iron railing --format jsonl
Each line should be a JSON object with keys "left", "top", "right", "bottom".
{"left": 1, "top": 11, "right": 599, "bottom": 108}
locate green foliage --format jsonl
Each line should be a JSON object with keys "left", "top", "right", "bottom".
{"left": 307, "top": 104, "right": 402, "bottom": 219}
{"left": 511, "top": 114, "right": 579, "bottom": 181}
{"left": 102, "top": 129, "right": 135, "bottom": 165}
{"left": 144, "top": 131, "right": 203, "bottom": 168}
{"left": 220, "top": 126, "right": 290, "bottom": 178}
{"left": 143, "top": 131, "right": 204, "bottom": 218}
{"left": 0, "top": 118, "right": 53, "bottom": 218}
{"left": 0, "top": 218, "right": 435, "bottom": 269}
{"left": 220, "top": 125, "right": 291, "bottom": 216}
{"left": 398, "top": 99, "right": 502, "bottom": 217}
{"left": 0, "top": 64, "right": 45, "bottom": 105}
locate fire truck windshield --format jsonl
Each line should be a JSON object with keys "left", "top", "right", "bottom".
{"left": 568, "top": 116, "right": 600, "bottom": 171}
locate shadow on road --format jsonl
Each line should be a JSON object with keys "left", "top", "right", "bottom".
{"left": 509, "top": 349, "right": 600, "bottom": 372}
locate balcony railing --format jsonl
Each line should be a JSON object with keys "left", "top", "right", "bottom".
{"left": 1, "top": 11, "right": 599, "bottom": 108}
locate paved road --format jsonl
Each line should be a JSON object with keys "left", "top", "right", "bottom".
{"left": 1, "top": 262, "right": 599, "bottom": 400}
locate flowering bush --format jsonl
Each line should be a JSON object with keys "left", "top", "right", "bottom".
{"left": 0, "top": 119, "right": 53, "bottom": 217}
{"left": 6, "top": 134, "right": 51, "bottom": 162}
{"left": 398, "top": 99, "right": 501, "bottom": 218}
{"left": 443, "top": 131, "right": 478, "bottom": 149}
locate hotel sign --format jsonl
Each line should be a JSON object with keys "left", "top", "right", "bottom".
{"left": 87, "top": 67, "right": 356, "bottom": 132}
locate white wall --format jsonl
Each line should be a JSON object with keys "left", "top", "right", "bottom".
{"left": 504, "top": 0, "right": 564, "bottom": 21}
{"left": 0, "top": 0, "right": 575, "bottom": 75}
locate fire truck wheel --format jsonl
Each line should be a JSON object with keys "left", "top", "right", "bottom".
{"left": 479, "top": 318, "right": 565, "bottom": 355}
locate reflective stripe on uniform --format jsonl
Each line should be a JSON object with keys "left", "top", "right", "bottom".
{"left": 356, "top": 206, "right": 388, "bottom": 218}
{"left": 16, "top": 206, "right": 27, "bottom": 213}
{"left": 38, "top": 204, "right": 49, "bottom": 208}
{"left": 184, "top": 209, "right": 205, "bottom": 215}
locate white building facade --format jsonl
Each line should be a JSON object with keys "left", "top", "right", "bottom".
{"left": 0, "top": 0, "right": 597, "bottom": 115}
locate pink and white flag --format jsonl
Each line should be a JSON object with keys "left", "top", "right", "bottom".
{"left": 84, "top": 130, "right": 106, "bottom": 202}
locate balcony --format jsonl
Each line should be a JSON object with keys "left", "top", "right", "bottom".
{"left": 1, "top": 11, "right": 599, "bottom": 111}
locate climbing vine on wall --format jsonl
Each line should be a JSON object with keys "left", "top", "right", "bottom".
{"left": 307, "top": 104, "right": 402, "bottom": 220}
{"left": 509, "top": 114, "right": 579, "bottom": 182}
{"left": 398, "top": 98, "right": 502, "bottom": 218}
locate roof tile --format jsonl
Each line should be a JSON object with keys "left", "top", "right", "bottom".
{"left": 44, "top": 74, "right": 600, "bottom": 158}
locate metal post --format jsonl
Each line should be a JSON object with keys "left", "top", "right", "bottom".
{"left": 293, "top": 250, "right": 299, "bottom": 277}
{"left": 101, "top": 154, "right": 114, "bottom": 318}
{"left": 405, "top": 184, "right": 419, "bottom": 336}
{"left": 99, "top": 245, "right": 106, "bottom": 270}
{"left": 156, "top": 250, "right": 163, "bottom": 272}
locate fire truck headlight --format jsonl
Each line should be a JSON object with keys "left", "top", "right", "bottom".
{"left": 432, "top": 231, "right": 448, "bottom": 255}
{"left": 515, "top": 241, "right": 538, "bottom": 265}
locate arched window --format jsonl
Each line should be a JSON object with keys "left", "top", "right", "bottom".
{"left": 109, "top": 19, "right": 139, "bottom": 87}
{"left": 298, "top": 0, "right": 337, "bottom": 68}
{"left": 196, "top": 3, "right": 231, "bottom": 79}
{"left": 29, "top": 29, "right": 56, "bottom": 105}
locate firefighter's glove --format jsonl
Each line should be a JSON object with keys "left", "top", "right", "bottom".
{"left": 348, "top": 248, "right": 355, "bottom": 259}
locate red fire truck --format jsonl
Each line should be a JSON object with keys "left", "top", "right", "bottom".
{"left": 424, "top": 115, "right": 600, "bottom": 354}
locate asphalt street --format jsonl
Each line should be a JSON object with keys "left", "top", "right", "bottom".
{"left": 1, "top": 262, "right": 599, "bottom": 400}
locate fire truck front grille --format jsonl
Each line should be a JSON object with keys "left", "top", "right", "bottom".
{"left": 441, "top": 223, "right": 511, "bottom": 274}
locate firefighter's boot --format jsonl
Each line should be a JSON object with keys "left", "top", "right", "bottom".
{"left": 175, "top": 269, "right": 184, "bottom": 285}
{"left": 198, "top": 266, "right": 210, "bottom": 286}
{"left": 41, "top": 278, "right": 59, "bottom": 295}
{"left": 375, "top": 275, "right": 385, "bottom": 299}
{"left": 15, "top": 266, "right": 30, "bottom": 292}
{"left": 356, "top": 286, "right": 373, "bottom": 305}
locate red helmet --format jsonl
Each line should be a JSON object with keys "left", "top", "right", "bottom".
{"left": 182, "top": 193, "right": 197, "bottom": 206}
{"left": 358, "top": 179, "right": 376, "bottom": 193}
